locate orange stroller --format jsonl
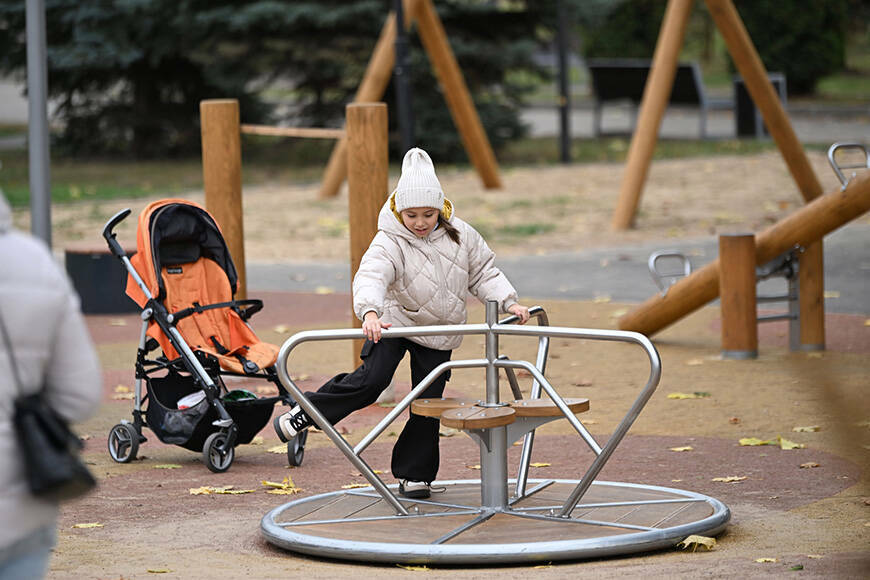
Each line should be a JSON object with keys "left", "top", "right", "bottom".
{"left": 102, "top": 199, "right": 306, "bottom": 472}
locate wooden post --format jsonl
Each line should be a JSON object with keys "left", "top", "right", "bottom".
{"left": 719, "top": 234, "right": 758, "bottom": 358}
{"left": 347, "top": 103, "right": 389, "bottom": 360}
{"left": 415, "top": 0, "right": 501, "bottom": 189}
{"left": 611, "top": 0, "right": 694, "bottom": 230}
{"left": 798, "top": 241, "right": 825, "bottom": 350}
{"left": 618, "top": 171, "right": 870, "bottom": 336}
{"left": 200, "top": 99, "right": 246, "bottom": 300}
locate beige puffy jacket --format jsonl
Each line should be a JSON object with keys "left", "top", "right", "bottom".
{"left": 353, "top": 196, "right": 518, "bottom": 350}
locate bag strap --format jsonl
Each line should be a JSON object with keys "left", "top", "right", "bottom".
{"left": 0, "top": 306, "right": 24, "bottom": 395}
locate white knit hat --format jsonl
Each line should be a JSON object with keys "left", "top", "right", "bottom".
{"left": 393, "top": 147, "right": 445, "bottom": 213}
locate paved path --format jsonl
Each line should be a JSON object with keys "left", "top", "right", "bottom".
{"left": 248, "top": 222, "right": 870, "bottom": 315}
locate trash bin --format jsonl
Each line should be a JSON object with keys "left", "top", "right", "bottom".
{"left": 733, "top": 72, "right": 787, "bottom": 138}
{"left": 65, "top": 244, "right": 139, "bottom": 314}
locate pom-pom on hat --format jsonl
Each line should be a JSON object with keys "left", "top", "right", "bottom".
{"left": 393, "top": 147, "right": 445, "bottom": 213}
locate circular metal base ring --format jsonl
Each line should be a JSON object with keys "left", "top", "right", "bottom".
{"left": 261, "top": 479, "right": 730, "bottom": 565}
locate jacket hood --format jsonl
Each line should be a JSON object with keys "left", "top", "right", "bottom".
{"left": 0, "top": 191, "right": 11, "bottom": 234}
{"left": 381, "top": 191, "right": 454, "bottom": 240}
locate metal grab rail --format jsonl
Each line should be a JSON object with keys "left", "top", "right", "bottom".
{"left": 274, "top": 303, "right": 661, "bottom": 517}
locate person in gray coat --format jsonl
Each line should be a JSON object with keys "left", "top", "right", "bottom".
{"left": 0, "top": 191, "right": 102, "bottom": 579}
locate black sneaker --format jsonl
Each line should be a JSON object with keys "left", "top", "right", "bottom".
{"left": 273, "top": 406, "right": 313, "bottom": 443}
{"left": 399, "top": 480, "right": 432, "bottom": 499}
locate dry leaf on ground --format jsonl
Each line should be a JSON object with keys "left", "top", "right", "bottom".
{"left": 712, "top": 476, "right": 747, "bottom": 483}
{"left": 669, "top": 446, "right": 694, "bottom": 452}
{"left": 676, "top": 535, "right": 716, "bottom": 552}
{"left": 72, "top": 523, "right": 104, "bottom": 529}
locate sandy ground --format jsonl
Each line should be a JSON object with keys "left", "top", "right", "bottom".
{"left": 17, "top": 150, "right": 864, "bottom": 264}
{"left": 18, "top": 151, "right": 868, "bottom": 578}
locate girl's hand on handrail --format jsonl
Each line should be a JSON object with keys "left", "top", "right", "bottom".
{"left": 508, "top": 303, "right": 531, "bottom": 324}
{"left": 362, "top": 311, "right": 392, "bottom": 343}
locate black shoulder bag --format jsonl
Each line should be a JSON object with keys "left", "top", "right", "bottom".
{"left": 0, "top": 307, "right": 96, "bottom": 501}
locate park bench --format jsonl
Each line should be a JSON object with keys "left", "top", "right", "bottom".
{"left": 587, "top": 58, "right": 728, "bottom": 139}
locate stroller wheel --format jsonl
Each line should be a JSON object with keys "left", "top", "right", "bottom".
{"left": 108, "top": 423, "right": 139, "bottom": 463}
{"left": 203, "top": 432, "right": 235, "bottom": 473}
{"left": 287, "top": 429, "right": 308, "bottom": 467}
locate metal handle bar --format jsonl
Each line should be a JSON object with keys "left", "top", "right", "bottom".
{"left": 827, "top": 142, "right": 868, "bottom": 189}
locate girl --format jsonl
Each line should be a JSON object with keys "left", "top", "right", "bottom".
{"left": 275, "top": 147, "right": 529, "bottom": 498}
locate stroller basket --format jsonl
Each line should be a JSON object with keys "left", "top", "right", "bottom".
{"left": 146, "top": 373, "right": 275, "bottom": 452}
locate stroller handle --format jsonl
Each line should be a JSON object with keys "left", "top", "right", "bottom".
{"left": 102, "top": 208, "right": 132, "bottom": 258}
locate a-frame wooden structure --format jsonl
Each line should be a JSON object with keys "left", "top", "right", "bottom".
{"left": 612, "top": 0, "right": 828, "bottom": 348}
{"left": 319, "top": 0, "right": 502, "bottom": 198}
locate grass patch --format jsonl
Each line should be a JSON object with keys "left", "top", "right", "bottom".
{"left": 496, "top": 223, "right": 556, "bottom": 237}
{"left": 499, "top": 136, "right": 777, "bottom": 166}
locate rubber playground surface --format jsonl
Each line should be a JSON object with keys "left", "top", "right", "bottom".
{"left": 55, "top": 289, "right": 868, "bottom": 579}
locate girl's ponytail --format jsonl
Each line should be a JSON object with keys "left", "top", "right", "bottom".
{"left": 439, "top": 214, "right": 460, "bottom": 245}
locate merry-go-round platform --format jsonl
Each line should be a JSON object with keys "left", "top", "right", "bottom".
{"left": 261, "top": 303, "right": 730, "bottom": 564}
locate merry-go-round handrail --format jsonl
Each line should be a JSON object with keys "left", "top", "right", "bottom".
{"left": 275, "top": 303, "right": 661, "bottom": 517}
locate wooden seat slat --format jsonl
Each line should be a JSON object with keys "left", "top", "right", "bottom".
{"left": 440, "top": 406, "right": 515, "bottom": 430}
{"left": 411, "top": 397, "right": 477, "bottom": 418}
{"left": 508, "top": 397, "right": 590, "bottom": 417}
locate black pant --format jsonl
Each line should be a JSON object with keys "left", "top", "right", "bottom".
{"left": 306, "top": 337, "right": 452, "bottom": 482}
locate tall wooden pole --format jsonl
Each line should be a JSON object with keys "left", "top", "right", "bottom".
{"left": 347, "top": 103, "right": 389, "bottom": 360}
{"left": 611, "top": 0, "right": 694, "bottom": 230}
{"left": 200, "top": 99, "right": 246, "bottom": 300}
{"left": 718, "top": 234, "right": 758, "bottom": 358}
{"left": 618, "top": 171, "right": 870, "bottom": 336}
{"left": 415, "top": 0, "right": 501, "bottom": 189}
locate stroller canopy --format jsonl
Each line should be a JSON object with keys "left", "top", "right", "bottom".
{"left": 127, "top": 199, "right": 237, "bottom": 304}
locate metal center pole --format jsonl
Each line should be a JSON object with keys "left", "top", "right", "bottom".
{"left": 480, "top": 300, "right": 508, "bottom": 507}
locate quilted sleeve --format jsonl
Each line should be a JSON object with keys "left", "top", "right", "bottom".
{"left": 352, "top": 232, "right": 400, "bottom": 321}
{"left": 465, "top": 225, "right": 519, "bottom": 313}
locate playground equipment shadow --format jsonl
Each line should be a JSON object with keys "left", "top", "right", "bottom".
{"left": 55, "top": 291, "right": 869, "bottom": 579}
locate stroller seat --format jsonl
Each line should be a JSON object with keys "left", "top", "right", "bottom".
{"left": 160, "top": 256, "right": 278, "bottom": 374}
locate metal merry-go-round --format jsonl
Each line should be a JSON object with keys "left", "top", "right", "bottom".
{"left": 261, "top": 302, "right": 730, "bottom": 564}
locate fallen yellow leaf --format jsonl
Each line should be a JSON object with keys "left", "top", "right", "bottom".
{"left": 669, "top": 446, "right": 694, "bottom": 452}
{"left": 189, "top": 485, "right": 255, "bottom": 495}
{"left": 147, "top": 569, "right": 171, "bottom": 574}
{"left": 466, "top": 464, "right": 481, "bottom": 470}
{"left": 153, "top": 464, "right": 182, "bottom": 470}
{"left": 776, "top": 436, "right": 805, "bottom": 450}
{"left": 249, "top": 436, "right": 264, "bottom": 446}
{"left": 114, "top": 384, "right": 131, "bottom": 393}
{"left": 267, "top": 445, "right": 287, "bottom": 454}
{"left": 341, "top": 483, "right": 371, "bottom": 489}
{"left": 273, "top": 324, "right": 291, "bottom": 333}
{"left": 864, "top": 319, "right": 870, "bottom": 327}
{"left": 530, "top": 462, "right": 551, "bottom": 468}
{"left": 111, "top": 392, "right": 134, "bottom": 400}
{"left": 712, "top": 476, "right": 747, "bottom": 483}
{"left": 261, "top": 477, "right": 301, "bottom": 495}
{"left": 684, "top": 358, "right": 704, "bottom": 366}
{"left": 755, "top": 558, "right": 777, "bottom": 563}
{"left": 792, "top": 425, "right": 820, "bottom": 433}
{"left": 800, "top": 462, "right": 820, "bottom": 469}
{"left": 533, "top": 562, "right": 554, "bottom": 569}
{"left": 396, "top": 564, "right": 430, "bottom": 571}
{"left": 739, "top": 437, "right": 773, "bottom": 446}
{"left": 72, "top": 522, "right": 104, "bottom": 529}
{"left": 668, "top": 392, "right": 711, "bottom": 400}
{"left": 677, "top": 535, "right": 716, "bottom": 552}
{"left": 593, "top": 294, "right": 611, "bottom": 303}
{"left": 806, "top": 554, "right": 823, "bottom": 559}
